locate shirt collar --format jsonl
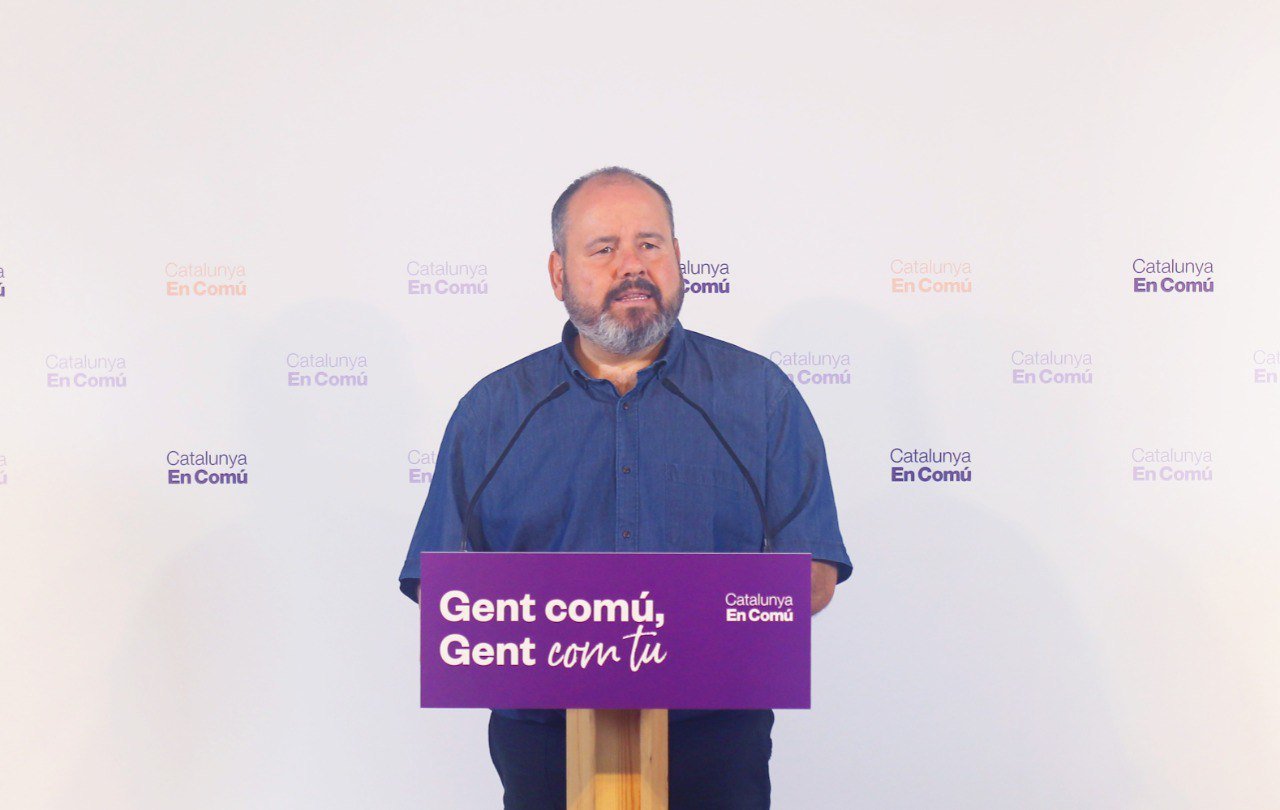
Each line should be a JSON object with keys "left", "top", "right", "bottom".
{"left": 559, "top": 319, "right": 686, "bottom": 388}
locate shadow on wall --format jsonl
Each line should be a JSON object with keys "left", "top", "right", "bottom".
{"left": 752, "top": 299, "right": 1137, "bottom": 809}
{"left": 57, "top": 298, "right": 494, "bottom": 807}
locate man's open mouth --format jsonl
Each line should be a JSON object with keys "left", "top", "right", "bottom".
{"left": 614, "top": 291, "right": 652, "bottom": 302}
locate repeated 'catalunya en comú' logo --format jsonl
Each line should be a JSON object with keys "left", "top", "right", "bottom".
{"left": 890, "top": 447, "right": 972, "bottom": 483}
{"left": 0, "top": 455, "right": 7, "bottom": 486}
{"left": 45, "top": 354, "right": 128, "bottom": 389}
{"left": 724, "top": 592, "right": 795, "bottom": 623}
{"left": 0, "top": 265, "right": 7, "bottom": 299}
{"left": 1131, "top": 258, "right": 1214, "bottom": 294}
{"left": 407, "top": 261, "right": 489, "bottom": 295}
{"left": 1131, "top": 447, "right": 1213, "bottom": 482}
{"left": 680, "top": 259, "right": 731, "bottom": 295}
{"left": 166, "top": 450, "right": 248, "bottom": 485}
{"left": 286, "top": 353, "right": 368, "bottom": 387}
{"left": 1253, "top": 350, "right": 1278, "bottom": 384}
{"left": 890, "top": 259, "right": 972, "bottom": 295}
{"left": 768, "top": 351, "right": 851, "bottom": 385}
{"left": 409, "top": 449, "right": 436, "bottom": 484}
{"left": 1011, "top": 350, "right": 1094, "bottom": 385}
{"left": 165, "top": 263, "right": 247, "bottom": 297}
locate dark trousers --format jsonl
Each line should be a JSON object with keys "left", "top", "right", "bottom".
{"left": 488, "top": 710, "right": 774, "bottom": 809}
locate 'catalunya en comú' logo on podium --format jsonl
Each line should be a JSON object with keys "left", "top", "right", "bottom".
{"left": 419, "top": 552, "right": 811, "bottom": 710}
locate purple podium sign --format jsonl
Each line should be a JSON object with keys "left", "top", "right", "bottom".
{"left": 419, "top": 552, "right": 811, "bottom": 710}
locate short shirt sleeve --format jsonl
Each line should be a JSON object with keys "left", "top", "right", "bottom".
{"left": 397, "top": 390, "right": 489, "bottom": 602}
{"left": 763, "top": 372, "right": 852, "bottom": 583}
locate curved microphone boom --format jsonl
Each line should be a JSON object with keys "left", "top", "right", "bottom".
{"left": 661, "top": 377, "right": 773, "bottom": 553}
{"left": 460, "top": 381, "right": 571, "bottom": 551}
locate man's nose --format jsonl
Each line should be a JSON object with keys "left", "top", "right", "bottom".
{"left": 617, "top": 245, "right": 647, "bottom": 277}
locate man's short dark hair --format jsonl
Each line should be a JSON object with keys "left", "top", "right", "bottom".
{"left": 551, "top": 167, "right": 675, "bottom": 256}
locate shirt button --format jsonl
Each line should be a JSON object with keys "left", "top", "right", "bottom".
{"left": 622, "top": 402, "right": 630, "bottom": 410}
{"left": 622, "top": 530, "right": 632, "bottom": 539}
{"left": 622, "top": 466, "right": 631, "bottom": 474}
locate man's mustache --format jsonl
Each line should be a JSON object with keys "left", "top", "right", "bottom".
{"left": 609, "top": 279, "right": 663, "bottom": 304}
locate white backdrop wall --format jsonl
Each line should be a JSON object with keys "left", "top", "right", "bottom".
{"left": 2, "top": 2, "right": 1278, "bottom": 808}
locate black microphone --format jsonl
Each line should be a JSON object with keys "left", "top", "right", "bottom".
{"left": 661, "top": 377, "right": 773, "bottom": 553}
{"left": 460, "top": 381, "right": 571, "bottom": 551}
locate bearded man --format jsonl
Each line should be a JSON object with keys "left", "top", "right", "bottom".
{"left": 399, "top": 166, "right": 851, "bottom": 809}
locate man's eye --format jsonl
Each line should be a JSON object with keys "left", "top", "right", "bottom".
{"left": 642, "top": 243, "right": 657, "bottom": 250}
{"left": 596, "top": 246, "right": 613, "bottom": 255}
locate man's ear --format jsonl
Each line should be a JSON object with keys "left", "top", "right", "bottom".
{"left": 672, "top": 236, "right": 681, "bottom": 267}
{"left": 548, "top": 251, "right": 566, "bottom": 302}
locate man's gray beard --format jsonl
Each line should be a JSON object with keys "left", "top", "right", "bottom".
{"left": 563, "top": 276, "right": 683, "bottom": 356}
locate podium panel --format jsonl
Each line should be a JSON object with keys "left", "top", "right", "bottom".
{"left": 419, "top": 552, "right": 811, "bottom": 710}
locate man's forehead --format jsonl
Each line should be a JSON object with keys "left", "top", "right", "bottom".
{"left": 564, "top": 183, "right": 670, "bottom": 251}
{"left": 567, "top": 175, "right": 667, "bottom": 224}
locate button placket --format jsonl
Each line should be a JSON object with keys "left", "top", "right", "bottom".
{"left": 616, "top": 395, "right": 639, "bottom": 550}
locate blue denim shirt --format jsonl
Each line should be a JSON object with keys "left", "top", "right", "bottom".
{"left": 400, "top": 319, "right": 851, "bottom": 722}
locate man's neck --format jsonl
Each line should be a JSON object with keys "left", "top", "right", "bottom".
{"left": 573, "top": 334, "right": 666, "bottom": 396}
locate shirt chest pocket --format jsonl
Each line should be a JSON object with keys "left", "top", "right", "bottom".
{"left": 660, "top": 462, "right": 761, "bottom": 552}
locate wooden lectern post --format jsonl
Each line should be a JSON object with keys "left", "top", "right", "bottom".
{"left": 567, "top": 708, "right": 668, "bottom": 809}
